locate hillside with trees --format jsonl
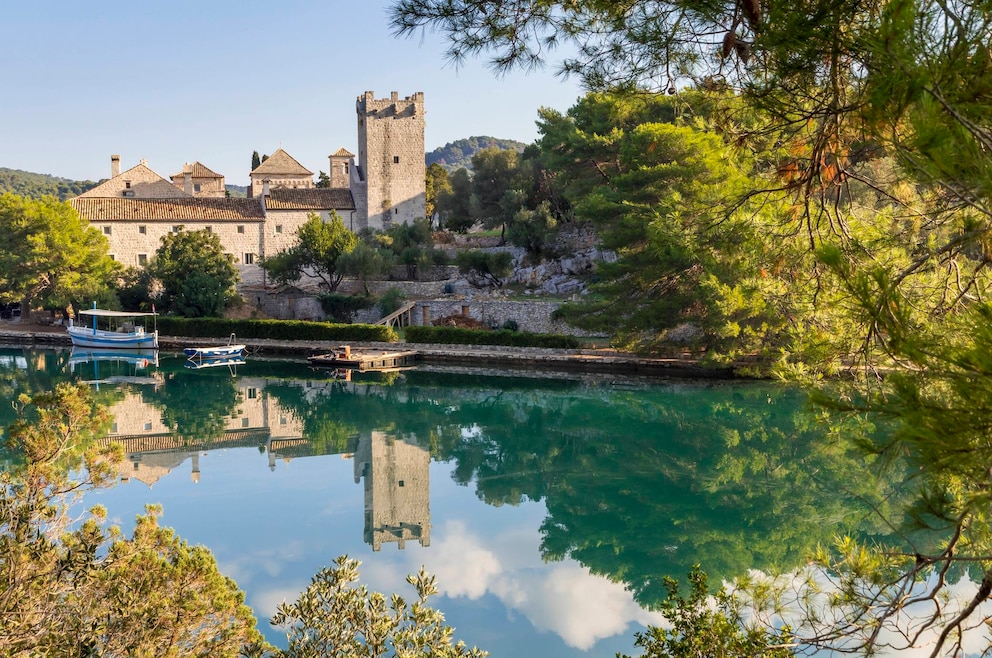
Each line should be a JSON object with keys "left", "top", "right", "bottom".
{"left": 426, "top": 136, "right": 527, "bottom": 171}
{"left": 0, "top": 168, "right": 101, "bottom": 200}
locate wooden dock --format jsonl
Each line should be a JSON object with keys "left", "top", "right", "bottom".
{"left": 307, "top": 345, "right": 420, "bottom": 371}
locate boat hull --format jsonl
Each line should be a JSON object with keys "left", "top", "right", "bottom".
{"left": 183, "top": 345, "right": 246, "bottom": 359}
{"left": 68, "top": 326, "right": 159, "bottom": 349}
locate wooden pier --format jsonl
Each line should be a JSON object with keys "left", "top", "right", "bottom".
{"left": 306, "top": 345, "right": 420, "bottom": 371}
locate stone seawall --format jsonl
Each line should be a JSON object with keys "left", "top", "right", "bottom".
{"left": 0, "top": 323, "right": 733, "bottom": 379}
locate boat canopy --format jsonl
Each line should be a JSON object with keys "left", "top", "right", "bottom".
{"left": 78, "top": 309, "right": 158, "bottom": 318}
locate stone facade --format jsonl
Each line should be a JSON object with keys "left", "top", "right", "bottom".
{"left": 71, "top": 90, "right": 427, "bottom": 277}
{"left": 353, "top": 430, "right": 431, "bottom": 551}
{"left": 248, "top": 148, "right": 314, "bottom": 199}
{"left": 170, "top": 161, "right": 226, "bottom": 197}
{"left": 356, "top": 91, "right": 426, "bottom": 231}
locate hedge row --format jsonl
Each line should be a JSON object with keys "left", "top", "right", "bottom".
{"left": 157, "top": 317, "right": 398, "bottom": 343}
{"left": 405, "top": 325, "right": 580, "bottom": 349}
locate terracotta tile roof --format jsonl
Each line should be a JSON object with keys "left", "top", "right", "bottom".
{"left": 71, "top": 197, "right": 265, "bottom": 221}
{"left": 78, "top": 162, "right": 191, "bottom": 199}
{"left": 170, "top": 161, "right": 223, "bottom": 179}
{"left": 251, "top": 148, "right": 313, "bottom": 176}
{"left": 331, "top": 147, "right": 355, "bottom": 157}
{"left": 264, "top": 188, "right": 355, "bottom": 211}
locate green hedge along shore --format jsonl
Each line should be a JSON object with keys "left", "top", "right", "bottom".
{"left": 156, "top": 317, "right": 398, "bottom": 343}
{"left": 405, "top": 325, "right": 581, "bottom": 349}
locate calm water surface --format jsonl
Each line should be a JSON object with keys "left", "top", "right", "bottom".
{"left": 0, "top": 347, "right": 888, "bottom": 656}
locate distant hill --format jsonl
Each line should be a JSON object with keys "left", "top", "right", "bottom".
{"left": 0, "top": 168, "right": 102, "bottom": 201}
{"left": 426, "top": 136, "right": 528, "bottom": 172}
{"left": 0, "top": 167, "right": 250, "bottom": 200}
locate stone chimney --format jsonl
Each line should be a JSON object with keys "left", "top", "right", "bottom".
{"left": 262, "top": 179, "right": 271, "bottom": 197}
{"left": 111, "top": 154, "right": 121, "bottom": 178}
{"left": 183, "top": 163, "right": 193, "bottom": 195}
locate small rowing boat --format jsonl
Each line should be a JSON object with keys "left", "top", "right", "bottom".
{"left": 184, "top": 334, "right": 246, "bottom": 360}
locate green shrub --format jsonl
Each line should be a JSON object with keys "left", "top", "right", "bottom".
{"left": 157, "top": 317, "right": 397, "bottom": 342}
{"left": 319, "top": 293, "right": 376, "bottom": 323}
{"left": 378, "top": 287, "right": 407, "bottom": 316}
{"left": 405, "top": 325, "right": 580, "bottom": 349}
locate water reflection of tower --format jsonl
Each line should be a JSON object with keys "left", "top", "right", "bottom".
{"left": 352, "top": 430, "right": 431, "bottom": 551}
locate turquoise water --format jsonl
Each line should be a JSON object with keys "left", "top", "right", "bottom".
{"left": 0, "top": 347, "right": 890, "bottom": 655}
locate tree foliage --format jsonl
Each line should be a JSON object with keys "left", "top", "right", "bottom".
{"left": 271, "top": 555, "right": 487, "bottom": 658}
{"left": 425, "top": 162, "right": 451, "bottom": 223}
{"left": 437, "top": 168, "right": 475, "bottom": 233}
{"left": 0, "top": 168, "right": 101, "bottom": 201}
{"left": 0, "top": 193, "right": 119, "bottom": 312}
{"left": 455, "top": 250, "right": 513, "bottom": 288}
{"left": 426, "top": 136, "right": 526, "bottom": 172}
{"left": 0, "top": 384, "right": 264, "bottom": 657}
{"left": 620, "top": 567, "right": 793, "bottom": 658}
{"left": 390, "top": 0, "right": 992, "bottom": 654}
{"left": 260, "top": 212, "right": 359, "bottom": 292}
{"left": 150, "top": 228, "right": 239, "bottom": 317}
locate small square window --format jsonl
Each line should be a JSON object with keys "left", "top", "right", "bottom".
{"left": 393, "top": 156, "right": 400, "bottom": 164}
{"left": 205, "top": 226, "right": 212, "bottom": 233}
{"left": 280, "top": 416, "right": 287, "bottom": 426}
{"left": 138, "top": 225, "right": 146, "bottom": 234}
{"left": 242, "top": 417, "right": 249, "bottom": 427}
{"left": 103, "top": 226, "right": 112, "bottom": 235}
{"left": 275, "top": 225, "right": 283, "bottom": 234}
{"left": 237, "top": 225, "right": 244, "bottom": 234}
{"left": 124, "top": 181, "right": 132, "bottom": 189}
{"left": 144, "top": 421, "right": 152, "bottom": 431}
{"left": 193, "top": 183, "right": 201, "bottom": 192}
{"left": 137, "top": 254, "right": 147, "bottom": 266}
{"left": 111, "top": 422, "right": 118, "bottom": 433}
{"left": 172, "top": 225, "right": 181, "bottom": 233}
{"left": 398, "top": 480, "right": 405, "bottom": 487}
{"left": 247, "top": 388, "right": 257, "bottom": 399}
{"left": 244, "top": 253, "right": 255, "bottom": 265}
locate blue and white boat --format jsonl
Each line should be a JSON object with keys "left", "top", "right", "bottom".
{"left": 183, "top": 334, "right": 246, "bottom": 360}
{"left": 67, "top": 307, "right": 159, "bottom": 349}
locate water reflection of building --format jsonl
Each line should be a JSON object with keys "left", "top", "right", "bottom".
{"left": 352, "top": 430, "right": 431, "bottom": 551}
{"left": 94, "top": 376, "right": 433, "bottom": 552}
{"left": 97, "top": 376, "right": 309, "bottom": 485}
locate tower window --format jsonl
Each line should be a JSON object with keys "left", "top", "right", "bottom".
{"left": 124, "top": 181, "right": 131, "bottom": 189}
{"left": 275, "top": 225, "right": 283, "bottom": 234}
{"left": 237, "top": 225, "right": 245, "bottom": 234}
{"left": 138, "top": 225, "right": 147, "bottom": 234}
{"left": 103, "top": 226, "right": 112, "bottom": 235}
{"left": 343, "top": 163, "right": 349, "bottom": 174}
{"left": 393, "top": 156, "right": 400, "bottom": 164}
{"left": 194, "top": 183, "right": 201, "bottom": 192}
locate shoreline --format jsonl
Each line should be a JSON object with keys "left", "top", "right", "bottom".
{"left": 0, "top": 321, "right": 737, "bottom": 379}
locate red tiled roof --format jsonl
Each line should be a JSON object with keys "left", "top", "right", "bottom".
{"left": 71, "top": 197, "right": 265, "bottom": 221}
{"left": 264, "top": 188, "right": 355, "bottom": 210}
{"left": 170, "top": 161, "right": 223, "bottom": 179}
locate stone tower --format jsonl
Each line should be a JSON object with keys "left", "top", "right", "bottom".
{"left": 355, "top": 91, "right": 426, "bottom": 231}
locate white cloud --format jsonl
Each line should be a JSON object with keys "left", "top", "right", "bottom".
{"left": 382, "top": 519, "right": 664, "bottom": 651}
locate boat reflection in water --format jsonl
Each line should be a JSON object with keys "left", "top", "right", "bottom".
{"left": 184, "top": 354, "right": 246, "bottom": 372}
{"left": 67, "top": 347, "right": 160, "bottom": 387}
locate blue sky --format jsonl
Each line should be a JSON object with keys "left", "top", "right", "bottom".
{"left": 2, "top": 1, "right": 584, "bottom": 185}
